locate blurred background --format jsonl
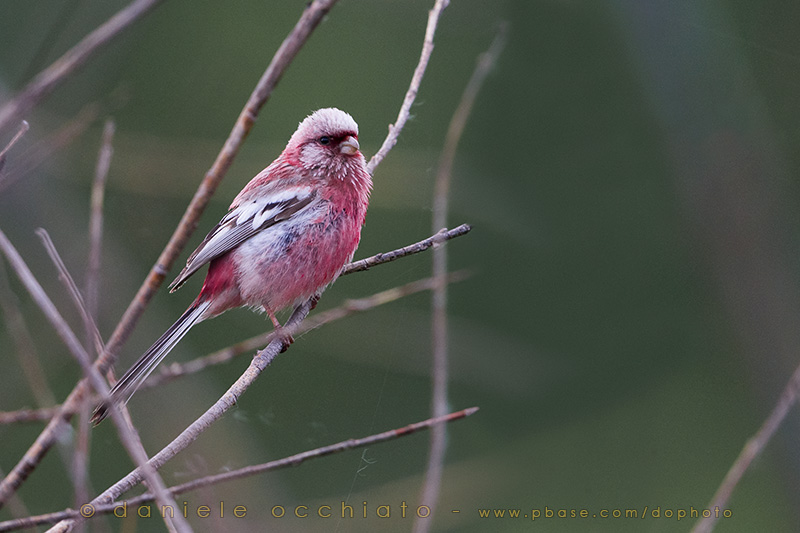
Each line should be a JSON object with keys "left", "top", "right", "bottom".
{"left": 1, "top": 0, "right": 800, "bottom": 531}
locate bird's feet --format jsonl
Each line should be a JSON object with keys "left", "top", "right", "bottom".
{"left": 269, "top": 311, "right": 294, "bottom": 352}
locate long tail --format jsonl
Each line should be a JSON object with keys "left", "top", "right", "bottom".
{"left": 91, "top": 300, "right": 211, "bottom": 425}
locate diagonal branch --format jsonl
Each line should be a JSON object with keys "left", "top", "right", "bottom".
{"left": 367, "top": 0, "right": 450, "bottom": 174}
{"left": 0, "top": 0, "right": 166, "bottom": 134}
{"left": 691, "top": 363, "right": 800, "bottom": 533}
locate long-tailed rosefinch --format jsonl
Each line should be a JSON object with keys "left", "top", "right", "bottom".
{"left": 92, "top": 108, "right": 372, "bottom": 424}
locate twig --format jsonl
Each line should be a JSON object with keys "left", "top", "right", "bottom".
{"left": 0, "top": 0, "right": 339, "bottom": 508}
{"left": 691, "top": 364, "right": 800, "bottom": 533}
{"left": 0, "top": 230, "right": 191, "bottom": 532}
{"left": 34, "top": 229, "right": 104, "bottom": 530}
{"left": 35, "top": 230, "right": 105, "bottom": 361}
{"left": 0, "top": 103, "right": 100, "bottom": 194}
{"left": 366, "top": 0, "right": 450, "bottom": 174}
{"left": 416, "top": 26, "right": 506, "bottom": 532}
{"left": 86, "top": 119, "right": 115, "bottom": 349}
{"left": 0, "top": 121, "right": 29, "bottom": 176}
{"left": 0, "top": 408, "right": 478, "bottom": 532}
{"left": 0, "top": 467, "right": 30, "bottom": 530}
{"left": 0, "top": 407, "right": 65, "bottom": 425}
{"left": 0, "top": 0, "right": 165, "bottom": 134}
{"left": 0, "top": 259, "right": 56, "bottom": 411}
{"left": 343, "top": 224, "right": 471, "bottom": 275}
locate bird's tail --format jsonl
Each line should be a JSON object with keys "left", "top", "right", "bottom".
{"left": 91, "top": 300, "right": 211, "bottom": 425}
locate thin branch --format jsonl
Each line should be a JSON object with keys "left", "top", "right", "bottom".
{"left": 343, "top": 224, "right": 471, "bottom": 275}
{"left": 0, "top": 467, "right": 30, "bottom": 530}
{"left": 366, "top": 0, "right": 450, "bottom": 174}
{"left": 0, "top": 407, "right": 64, "bottom": 425}
{"left": 35, "top": 230, "right": 105, "bottom": 361}
{"left": 0, "top": 103, "right": 100, "bottom": 194}
{"left": 0, "top": 120, "right": 29, "bottom": 176}
{"left": 0, "top": 408, "right": 478, "bottom": 532}
{"left": 86, "top": 119, "right": 115, "bottom": 349}
{"left": 76, "top": 119, "right": 114, "bottom": 526}
{"left": 0, "top": 259, "right": 56, "bottom": 410}
{"left": 0, "top": 230, "right": 191, "bottom": 532}
{"left": 0, "top": 0, "right": 339, "bottom": 508}
{"left": 691, "top": 364, "right": 800, "bottom": 533}
{"left": 0, "top": 0, "right": 165, "bottom": 134}
{"left": 416, "top": 25, "right": 506, "bottom": 532}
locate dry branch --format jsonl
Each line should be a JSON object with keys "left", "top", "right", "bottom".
{"left": 0, "top": 0, "right": 165, "bottom": 134}
{"left": 416, "top": 25, "right": 506, "bottom": 532}
{"left": 367, "top": 0, "right": 450, "bottom": 174}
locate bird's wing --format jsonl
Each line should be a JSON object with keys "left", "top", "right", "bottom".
{"left": 168, "top": 187, "right": 316, "bottom": 292}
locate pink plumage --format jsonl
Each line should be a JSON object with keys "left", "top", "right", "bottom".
{"left": 92, "top": 108, "right": 372, "bottom": 424}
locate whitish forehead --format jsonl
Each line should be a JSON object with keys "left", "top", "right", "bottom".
{"left": 299, "top": 108, "right": 359, "bottom": 136}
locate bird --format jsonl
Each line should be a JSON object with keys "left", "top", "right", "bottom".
{"left": 91, "top": 108, "right": 372, "bottom": 425}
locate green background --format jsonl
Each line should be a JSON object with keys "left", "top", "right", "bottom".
{"left": 1, "top": 0, "right": 799, "bottom": 531}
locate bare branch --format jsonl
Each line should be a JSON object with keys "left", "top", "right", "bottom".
{"left": 35, "top": 230, "right": 105, "bottom": 361}
{"left": 0, "top": 407, "right": 64, "bottom": 425}
{"left": 343, "top": 224, "right": 471, "bottom": 275}
{"left": 367, "top": 0, "right": 450, "bottom": 174}
{"left": 416, "top": 25, "right": 506, "bottom": 532}
{"left": 0, "top": 408, "right": 478, "bottom": 532}
{"left": 86, "top": 119, "right": 115, "bottom": 348}
{"left": 0, "top": 0, "right": 339, "bottom": 507}
{"left": 0, "top": 0, "right": 165, "bottom": 134}
{"left": 0, "top": 121, "right": 29, "bottom": 176}
{"left": 691, "top": 364, "right": 800, "bottom": 533}
{"left": 0, "top": 103, "right": 101, "bottom": 194}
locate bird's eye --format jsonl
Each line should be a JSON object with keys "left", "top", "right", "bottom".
{"left": 318, "top": 136, "right": 331, "bottom": 145}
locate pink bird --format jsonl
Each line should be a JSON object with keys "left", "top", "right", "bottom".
{"left": 92, "top": 108, "right": 372, "bottom": 424}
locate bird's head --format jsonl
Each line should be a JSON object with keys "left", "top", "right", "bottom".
{"left": 286, "top": 108, "right": 365, "bottom": 181}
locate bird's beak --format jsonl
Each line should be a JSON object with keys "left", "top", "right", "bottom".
{"left": 340, "top": 136, "right": 360, "bottom": 155}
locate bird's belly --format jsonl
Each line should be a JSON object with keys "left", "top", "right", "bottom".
{"left": 231, "top": 212, "right": 360, "bottom": 315}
